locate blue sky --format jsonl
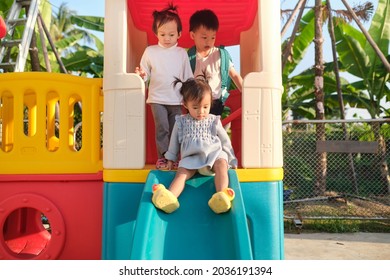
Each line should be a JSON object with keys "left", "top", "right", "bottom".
{"left": 48, "top": 0, "right": 382, "bottom": 118}
{"left": 49, "top": 0, "right": 105, "bottom": 18}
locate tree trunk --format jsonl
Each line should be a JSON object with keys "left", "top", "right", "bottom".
{"left": 37, "top": 14, "right": 52, "bottom": 72}
{"left": 372, "top": 122, "right": 390, "bottom": 195}
{"left": 314, "top": 0, "right": 326, "bottom": 196}
{"left": 24, "top": 3, "right": 40, "bottom": 72}
{"left": 29, "top": 32, "right": 41, "bottom": 71}
{"left": 282, "top": 0, "right": 307, "bottom": 72}
{"left": 327, "top": 0, "right": 359, "bottom": 194}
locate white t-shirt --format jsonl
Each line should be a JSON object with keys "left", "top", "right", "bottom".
{"left": 193, "top": 46, "right": 234, "bottom": 100}
{"left": 140, "top": 43, "right": 193, "bottom": 105}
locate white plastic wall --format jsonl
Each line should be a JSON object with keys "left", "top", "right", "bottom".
{"left": 103, "top": 0, "right": 145, "bottom": 169}
{"left": 102, "top": 0, "right": 283, "bottom": 170}
{"left": 241, "top": 0, "right": 284, "bottom": 168}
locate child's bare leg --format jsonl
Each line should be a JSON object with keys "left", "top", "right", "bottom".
{"left": 213, "top": 159, "right": 229, "bottom": 192}
{"left": 208, "top": 159, "right": 235, "bottom": 214}
{"left": 152, "top": 167, "right": 196, "bottom": 213}
{"left": 169, "top": 167, "right": 197, "bottom": 197}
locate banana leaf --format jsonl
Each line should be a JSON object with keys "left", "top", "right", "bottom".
{"left": 70, "top": 15, "right": 104, "bottom": 32}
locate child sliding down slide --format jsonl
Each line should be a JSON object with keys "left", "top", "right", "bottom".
{"left": 152, "top": 76, "right": 237, "bottom": 214}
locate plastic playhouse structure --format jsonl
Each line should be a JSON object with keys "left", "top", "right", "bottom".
{"left": 0, "top": 0, "right": 284, "bottom": 260}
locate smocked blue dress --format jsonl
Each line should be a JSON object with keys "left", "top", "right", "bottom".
{"left": 164, "top": 114, "right": 237, "bottom": 171}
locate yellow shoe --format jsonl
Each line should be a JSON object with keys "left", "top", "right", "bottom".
{"left": 151, "top": 184, "right": 180, "bottom": 213}
{"left": 208, "top": 188, "right": 235, "bottom": 214}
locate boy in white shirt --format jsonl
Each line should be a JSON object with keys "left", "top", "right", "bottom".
{"left": 188, "top": 9, "right": 243, "bottom": 116}
{"left": 136, "top": 4, "right": 193, "bottom": 169}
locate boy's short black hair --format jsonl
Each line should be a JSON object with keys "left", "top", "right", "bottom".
{"left": 189, "top": 9, "right": 219, "bottom": 32}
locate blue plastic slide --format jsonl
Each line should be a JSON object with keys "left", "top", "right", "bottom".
{"left": 130, "top": 170, "right": 253, "bottom": 260}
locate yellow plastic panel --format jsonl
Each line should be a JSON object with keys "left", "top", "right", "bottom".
{"left": 0, "top": 72, "right": 103, "bottom": 174}
{"left": 103, "top": 168, "right": 283, "bottom": 183}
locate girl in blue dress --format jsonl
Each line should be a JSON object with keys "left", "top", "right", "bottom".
{"left": 152, "top": 76, "right": 237, "bottom": 214}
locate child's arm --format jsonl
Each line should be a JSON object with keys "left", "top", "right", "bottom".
{"left": 229, "top": 67, "right": 243, "bottom": 92}
{"left": 135, "top": 48, "right": 151, "bottom": 81}
{"left": 135, "top": 67, "right": 146, "bottom": 79}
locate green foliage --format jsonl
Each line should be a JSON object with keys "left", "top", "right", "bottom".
{"left": 51, "top": 6, "right": 105, "bottom": 76}
{"left": 61, "top": 45, "right": 104, "bottom": 77}
{"left": 1, "top": 0, "right": 104, "bottom": 76}
{"left": 55, "top": 33, "right": 84, "bottom": 50}
{"left": 283, "top": 121, "right": 390, "bottom": 199}
{"left": 282, "top": 9, "right": 316, "bottom": 81}
{"left": 333, "top": 0, "right": 389, "bottom": 119}
{"left": 283, "top": 0, "right": 389, "bottom": 120}
{"left": 71, "top": 15, "right": 104, "bottom": 32}
{"left": 0, "top": 0, "right": 13, "bottom": 15}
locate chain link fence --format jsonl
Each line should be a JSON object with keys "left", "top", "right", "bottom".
{"left": 283, "top": 119, "right": 390, "bottom": 220}
{"left": 10, "top": 115, "right": 390, "bottom": 221}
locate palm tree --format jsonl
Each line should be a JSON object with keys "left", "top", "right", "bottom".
{"left": 281, "top": 1, "right": 376, "bottom": 119}
{"left": 50, "top": 3, "right": 76, "bottom": 42}
{"left": 281, "top": 0, "right": 380, "bottom": 196}
{"left": 47, "top": 2, "right": 104, "bottom": 76}
{"left": 334, "top": 0, "right": 390, "bottom": 194}
{"left": 60, "top": 13, "right": 104, "bottom": 77}
{"left": 0, "top": 0, "right": 104, "bottom": 76}
{"left": 334, "top": 1, "right": 389, "bottom": 119}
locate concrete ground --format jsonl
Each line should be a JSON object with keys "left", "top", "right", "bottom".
{"left": 284, "top": 232, "right": 390, "bottom": 260}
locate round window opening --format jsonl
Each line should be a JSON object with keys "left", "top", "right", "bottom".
{"left": 2, "top": 207, "right": 51, "bottom": 258}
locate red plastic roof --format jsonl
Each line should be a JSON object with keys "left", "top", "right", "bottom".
{"left": 127, "top": 0, "right": 258, "bottom": 48}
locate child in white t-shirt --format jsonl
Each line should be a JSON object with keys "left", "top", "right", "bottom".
{"left": 136, "top": 4, "right": 193, "bottom": 169}
{"left": 188, "top": 9, "right": 243, "bottom": 116}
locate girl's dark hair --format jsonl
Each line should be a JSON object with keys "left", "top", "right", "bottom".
{"left": 173, "top": 75, "right": 212, "bottom": 105}
{"left": 152, "top": 3, "right": 183, "bottom": 34}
